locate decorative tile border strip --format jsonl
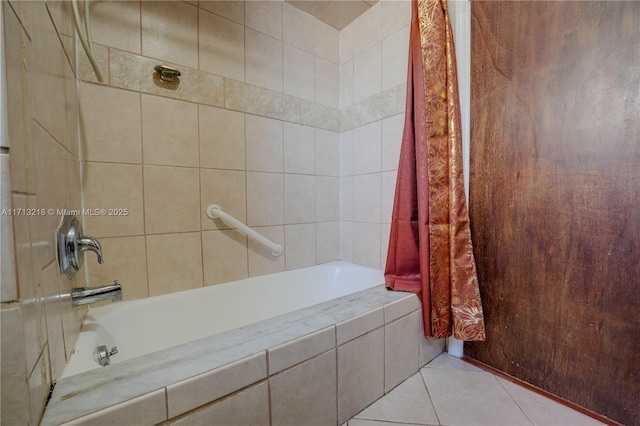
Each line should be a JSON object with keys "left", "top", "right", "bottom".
{"left": 79, "top": 45, "right": 342, "bottom": 132}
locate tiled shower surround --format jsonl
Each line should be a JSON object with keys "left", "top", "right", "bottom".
{"left": 78, "top": 0, "right": 411, "bottom": 299}
{"left": 1, "top": 0, "right": 417, "bottom": 423}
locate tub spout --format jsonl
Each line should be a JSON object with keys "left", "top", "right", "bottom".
{"left": 71, "top": 281, "right": 122, "bottom": 307}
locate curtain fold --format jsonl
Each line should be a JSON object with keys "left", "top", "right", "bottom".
{"left": 384, "top": 0, "right": 485, "bottom": 341}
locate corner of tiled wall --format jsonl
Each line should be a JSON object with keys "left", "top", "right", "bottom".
{"left": 339, "top": 0, "right": 411, "bottom": 270}
{"left": 1, "top": 0, "right": 86, "bottom": 424}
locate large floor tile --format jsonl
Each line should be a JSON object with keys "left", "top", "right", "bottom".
{"left": 421, "top": 366, "right": 532, "bottom": 426}
{"left": 348, "top": 420, "right": 436, "bottom": 426}
{"left": 354, "top": 372, "right": 439, "bottom": 425}
{"left": 499, "top": 378, "right": 606, "bottom": 426}
{"left": 423, "top": 352, "right": 484, "bottom": 373}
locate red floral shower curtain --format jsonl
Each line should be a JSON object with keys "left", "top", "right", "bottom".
{"left": 384, "top": 0, "right": 485, "bottom": 341}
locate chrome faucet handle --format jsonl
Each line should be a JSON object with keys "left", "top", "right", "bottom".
{"left": 79, "top": 236, "right": 103, "bottom": 264}
{"left": 57, "top": 215, "right": 104, "bottom": 278}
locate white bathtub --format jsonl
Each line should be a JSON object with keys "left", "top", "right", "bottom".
{"left": 61, "top": 261, "right": 384, "bottom": 378}
{"left": 43, "top": 261, "right": 443, "bottom": 426}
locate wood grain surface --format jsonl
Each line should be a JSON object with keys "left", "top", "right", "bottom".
{"left": 466, "top": 2, "right": 640, "bottom": 425}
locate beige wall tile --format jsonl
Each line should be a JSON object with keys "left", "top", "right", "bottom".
{"left": 341, "top": 176, "right": 354, "bottom": 221}
{"left": 28, "top": 348, "right": 50, "bottom": 425}
{"left": 141, "top": 1, "right": 198, "bottom": 69}
{"left": 270, "top": 350, "right": 337, "bottom": 425}
{"left": 283, "top": 2, "right": 315, "bottom": 54}
{"left": 315, "top": 58, "right": 339, "bottom": 109}
{"left": 29, "top": 2, "right": 70, "bottom": 148}
{"left": 336, "top": 307, "right": 384, "bottom": 345}
{"left": 353, "top": 222, "right": 381, "bottom": 268}
{"left": 143, "top": 166, "right": 200, "bottom": 234}
{"left": 86, "top": 236, "right": 149, "bottom": 301}
{"left": 354, "top": 43, "right": 382, "bottom": 103}
{"left": 142, "top": 95, "right": 199, "bottom": 167}
{"left": 6, "top": 1, "right": 34, "bottom": 38}
{"left": 199, "top": 10, "right": 245, "bottom": 81}
{"left": 248, "top": 226, "right": 285, "bottom": 276}
{"left": 385, "top": 311, "right": 420, "bottom": 391}
{"left": 79, "top": 83, "right": 142, "bottom": 164}
{"left": 59, "top": 278, "right": 87, "bottom": 364}
{"left": 354, "top": 120, "right": 382, "bottom": 174}
{"left": 381, "top": 222, "right": 391, "bottom": 269}
{"left": 341, "top": 129, "right": 354, "bottom": 176}
{"left": 315, "top": 129, "right": 340, "bottom": 176}
{"left": 245, "top": 115, "right": 283, "bottom": 172}
{"left": 41, "top": 262, "right": 66, "bottom": 380}
{"left": 269, "top": 327, "right": 335, "bottom": 373}
{"left": 247, "top": 172, "right": 284, "bottom": 226}
{"left": 316, "top": 221, "right": 340, "bottom": 263}
{"left": 284, "top": 223, "right": 316, "bottom": 270}
{"left": 199, "top": 1, "right": 244, "bottom": 24}
{"left": 147, "top": 232, "right": 203, "bottom": 296}
{"left": 202, "top": 230, "right": 248, "bottom": 285}
{"left": 316, "top": 177, "right": 340, "bottom": 222}
{"left": 245, "top": 29, "right": 283, "bottom": 93}
{"left": 382, "top": 26, "right": 410, "bottom": 91}
{"left": 285, "top": 175, "right": 315, "bottom": 224}
{"left": 199, "top": 106, "right": 245, "bottom": 171}
{"left": 384, "top": 294, "right": 420, "bottom": 323}
{"left": 340, "top": 59, "right": 355, "bottom": 108}
{"left": 1, "top": 155, "right": 16, "bottom": 302}
{"left": 0, "top": 306, "right": 30, "bottom": 424}
{"left": 4, "top": 6, "right": 33, "bottom": 192}
{"left": 382, "top": 113, "right": 404, "bottom": 171}
{"left": 340, "top": 23, "right": 355, "bottom": 64}
{"left": 381, "top": 171, "right": 397, "bottom": 224}
{"left": 90, "top": 1, "right": 141, "bottom": 53}
{"left": 201, "top": 169, "right": 246, "bottom": 231}
{"left": 167, "top": 352, "right": 266, "bottom": 418}
{"left": 63, "top": 63, "right": 81, "bottom": 157}
{"left": 353, "top": 1, "right": 382, "bottom": 56}
{"left": 353, "top": 173, "right": 382, "bottom": 223}
{"left": 11, "top": 196, "right": 45, "bottom": 374}
{"left": 31, "top": 126, "right": 68, "bottom": 268}
{"left": 170, "top": 382, "right": 269, "bottom": 426}
{"left": 284, "top": 123, "right": 315, "bottom": 175}
{"left": 419, "top": 324, "right": 445, "bottom": 367}
{"left": 382, "top": 0, "right": 411, "bottom": 38}
{"left": 82, "top": 162, "right": 144, "bottom": 238}
{"left": 337, "top": 328, "right": 384, "bottom": 423}
{"left": 283, "top": 45, "right": 315, "bottom": 101}
{"left": 341, "top": 220, "right": 354, "bottom": 262}
{"left": 64, "top": 389, "right": 167, "bottom": 426}
{"left": 315, "top": 19, "right": 340, "bottom": 64}
{"left": 245, "top": 1, "right": 283, "bottom": 40}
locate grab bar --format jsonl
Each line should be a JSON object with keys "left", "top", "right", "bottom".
{"left": 206, "top": 204, "right": 283, "bottom": 257}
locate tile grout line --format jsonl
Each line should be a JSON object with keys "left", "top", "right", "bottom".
{"left": 418, "top": 365, "right": 442, "bottom": 426}
{"left": 494, "top": 375, "right": 536, "bottom": 426}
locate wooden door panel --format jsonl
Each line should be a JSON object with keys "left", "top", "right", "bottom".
{"left": 466, "top": 2, "right": 640, "bottom": 424}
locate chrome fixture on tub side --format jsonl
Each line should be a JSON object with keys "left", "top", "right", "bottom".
{"left": 96, "top": 345, "right": 118, "bottom": 366}
{"left": 57, "top": 214, "right": 103, "bottom": 279}
{"left": 71, "top": 280, "right": 123, "bottom": 307}
{"left": 56, "top": 214, "right": 124, "bottom": 307}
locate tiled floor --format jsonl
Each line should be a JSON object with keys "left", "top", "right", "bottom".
{"left": 346, "top": 353, "right": 605, "bottom": 426}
